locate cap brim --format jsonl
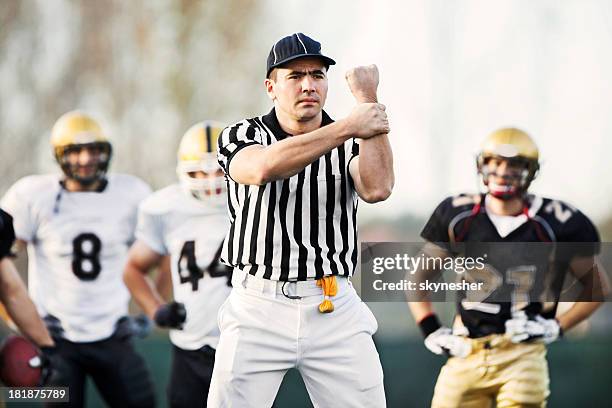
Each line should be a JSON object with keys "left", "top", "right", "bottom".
{"left": 267, "top": 54, "right": 336, "bottom": 77}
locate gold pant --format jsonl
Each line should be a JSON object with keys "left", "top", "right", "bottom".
{"left": 431, "top": 335, "right": 549, "bottom": 408}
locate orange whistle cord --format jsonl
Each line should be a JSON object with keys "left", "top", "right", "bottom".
{"left": 316, "top": 276, "right": 338, "bottom": 313}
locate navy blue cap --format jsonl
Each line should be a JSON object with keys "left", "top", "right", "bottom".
{"left": 266, "top": 33, "right": 336, "bottom": 78}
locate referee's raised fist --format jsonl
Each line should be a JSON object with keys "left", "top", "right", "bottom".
{"left": 346, "top": 102, "right": 389, "bottom": 139}
{"left": 346, "top": 64, "right": 380, "bottom": 103}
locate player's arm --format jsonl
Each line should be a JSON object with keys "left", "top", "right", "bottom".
{"left": 557, "top": 255, "right": 609, "bottom": 332}
{"left": 346, "top": 65, "right": 394, "bottom": 203}
{"left": 557, "top": 302, "right": 602, "bottom": 333}
{"left": 123, "top": 241, "right": 165, "bottom": 320}
{"left": 124, "top": 242, "right": 186, "bottom": 329}
{"left": 407, "top": 242, "right": 448, "bottom": 322}
{"left": 228, "top": 104, "right": 389, "bottom": 186}
{"left": 408, "top": 301, "right": 436, "bottom": 323}
{"left": 154, "top": 255, "right": 173, "bottom": 302}
{"left": 505, "top": 254, "right": 609, "bottom": 344}
{"left": 0, "top": 258, "right": 54, "bottom": 348}
{"left": 407, "top": 242, "right": 471, "bottom": 357}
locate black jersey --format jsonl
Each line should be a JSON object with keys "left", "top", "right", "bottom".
{"left": 421, "top": 193, "right": 600, "bottom": 338}
{"left": 0, "top": 209, "right": 16, "bottom": 260}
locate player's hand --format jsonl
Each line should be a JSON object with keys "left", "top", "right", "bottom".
{"left": 345, "top": 103, "right": 389, "bottom": 139}
{"left": 346, "top": 65, "right": 379, "bottom": 103}
{"left": 29, "top": 346, "right": 70, "bottom": 386}
{"left": 154, "top": 301, "right": 187, "bottom": 329}
{"left": 424, "top": 327, "right": 472, "bottom": 358}
{"left": 128, "top": 314, "right": 153, "bottom": 338}
{"left": 505, "top": 312, "right": 562, "bottom": 344}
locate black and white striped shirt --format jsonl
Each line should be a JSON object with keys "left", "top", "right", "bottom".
{"left": 217, "top": 108, "right": 360, "bottom": 281}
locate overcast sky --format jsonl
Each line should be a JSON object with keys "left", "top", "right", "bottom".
{"left": 265, "top": 0, "right": 612, "bottom": 222}
{"left": 2, "top": 1, "right": 610, "bottom": 223}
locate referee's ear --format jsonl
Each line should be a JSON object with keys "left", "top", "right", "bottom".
{"left": 265, "top": 70, "right": 278, "bottom": 101}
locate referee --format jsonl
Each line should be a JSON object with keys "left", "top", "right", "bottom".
{"left": 209, "top": 33, "right": 394, "bottom": 407}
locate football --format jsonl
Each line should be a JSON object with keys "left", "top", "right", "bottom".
{"left": 0, "top": 335, "right": 41, "bottom": 386}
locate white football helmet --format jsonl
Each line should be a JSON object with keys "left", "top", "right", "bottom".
{"left": 176, "top": 121, "right": 227, "bottom": 204}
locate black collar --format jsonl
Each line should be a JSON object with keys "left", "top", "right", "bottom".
{"left": 262, "top": 107, "right": 334, "bottom": 140}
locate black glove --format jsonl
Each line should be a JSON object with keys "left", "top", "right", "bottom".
{"left": 30, "top": 346, "right": 70, "bottom": 386}
{"left": 154, "top": 302, "right": 186, "bottom": 329}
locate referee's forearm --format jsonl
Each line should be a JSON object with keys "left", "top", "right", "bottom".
{"left": 233, "top": 120, "right": 351, "bottom": 185}
{"left": 356, "top": 134, "right": 394, "bottom": 202}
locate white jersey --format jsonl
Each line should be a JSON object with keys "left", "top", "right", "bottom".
{"left": 136, "top": 183, "right": 230, "bottom": 350}
{"left": 1, "top": 173, "right": 151, "bottom": 342}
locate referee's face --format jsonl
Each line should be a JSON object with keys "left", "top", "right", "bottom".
{"left": 266, "top": 57, "right": 328, "bottom": 125}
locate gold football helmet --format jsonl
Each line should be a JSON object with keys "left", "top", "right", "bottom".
{"left": 176, "top": 121, "right": 227, "bottom": 203}
{"left": 50, "top": 110, "right": 112, "bottom": 185}
{"left": 476, "top": 128, "right": 540, "bottom": 199}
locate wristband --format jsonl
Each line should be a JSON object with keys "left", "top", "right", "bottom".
{"left": 555, "top": 318, "right": 564, "bottom": 338}
{"left": 418, "top": 314, "right": 442, "bottom": 338}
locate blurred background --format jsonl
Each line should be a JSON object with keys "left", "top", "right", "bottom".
{"left": 1, "top": 0, "right": 611, "bottom": 406}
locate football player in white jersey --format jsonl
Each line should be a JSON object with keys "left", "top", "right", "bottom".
{"left": 1, "top": 111, "right": 156, "bottom": 407}
{"left": 123, "top": 121, "right": 232, "bottom": 408}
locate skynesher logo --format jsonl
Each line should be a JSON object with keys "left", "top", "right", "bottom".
{"left": 372, "top": 253, "right": 487, "bottom": 275}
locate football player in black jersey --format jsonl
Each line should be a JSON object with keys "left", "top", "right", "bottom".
{"left": 408, "top": 128, "right": 608, "bottom": 407}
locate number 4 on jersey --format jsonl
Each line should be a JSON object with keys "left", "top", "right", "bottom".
{"left": 178, "top": 241, "right": 204, "bottom": 291}
{"left": 177, "top": 241, "right": 231, "bottom": 291}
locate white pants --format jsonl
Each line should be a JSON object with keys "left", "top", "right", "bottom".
{"left": 207, "top": 269, "right": 386, "bottom": 408}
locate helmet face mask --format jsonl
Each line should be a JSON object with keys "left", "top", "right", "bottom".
{"left": 51, "top": 111, "right": 113, "bottom": 187}
{"left": 476, "top": 128, "right": 540, "bottom": 200}
{"left": 177, "top": 155, "right": 227, "bottom": 204}
{"left": 176, "top": 121, "right": 227, "bottom": 205}
{"left": 478, "top": 156, "right": 534, "bottom": 199}
{"left": 56, "top": 142, "right": 112, "bottom": 186}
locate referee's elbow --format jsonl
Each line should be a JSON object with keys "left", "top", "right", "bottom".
{"left": 360, "top": 185, "right": 392, "bottom": 203}
{"left": 253, "top": 166, "right": 271, "bottom": 185}
{"left": 253, "top": 159, "right": 282, "bottom": 185}
{"left": 231, "top": 160, "right": 271, "bottom": 185}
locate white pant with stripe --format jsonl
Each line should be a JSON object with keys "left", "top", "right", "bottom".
{"left": 207, "top": 268, "right": 386, "bottom": 407}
